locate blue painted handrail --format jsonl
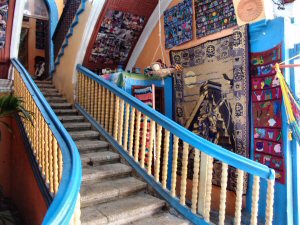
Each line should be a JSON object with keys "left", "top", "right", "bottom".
{"left": 12, "top": 58, "right": 82, "bottom": 225}
{"left": 77, "top": 64, "right": 275, "bottom": 180}
{"left": 52, "top": 0, "right": 87, "bottom": 73}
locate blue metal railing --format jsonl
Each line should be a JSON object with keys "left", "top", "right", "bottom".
{"left": 77, "top": 64, "right": 275, "bottom": 180}
{"left": 12, "top": 58, "right": 82, "bottom": 225}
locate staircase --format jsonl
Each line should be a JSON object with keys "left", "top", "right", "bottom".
{"left": 35, "top": 80, "right": 189, "bottom": 225}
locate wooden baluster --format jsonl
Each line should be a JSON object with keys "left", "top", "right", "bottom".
{"left": 53, "top": 138, "right": 59, "bottom": 194}
{"left": 78, "top": 73, "right": 82, "bottom": 105}
{"left": 113, "top": 96, "right": 120, "bottom": 139}
{"left": 219, "top": 163, "right": 228, "bottom": 225}
{"left": 105, "top": 89, "right": 110, "bottom": 130}
{"left": 109, "top": 92, "right": 115, "bottom": 135}
{"left": 49, "top": 132, "right": 54, "bottom": 194}
{"left": 191, "top": 149, "right": 200, "bottom": 213}
{"left": 154, "top": 125, "right": 163, "bottom": 182}
{"left": 118, "top": 99, "right": 125, "bottom": 145}
{"left": 97, "top": 85, "right": 101, "bottom": 123}
{"left": 134, "top": 111, "right": 142, "bottom": 162}
{"left": 171, "top": 136, "right": 179, "bottom": 196}
{"left": 84, "top": 76, "right": 88, "bottom": 110}
{"left": 250, "top": 176, "right": 260, "bottom": 225}
{"left": 147, "top": 120, "right": 155, "bottom": 175}
{"left": 101, "top": 86, "right": 105, "bottom": 125}
{"left": 162, "top": 130, "right": 170, "bottom": 189}
{"left": 44, "top": 120, "right": 50, "bottom": 184}
{"left": 58, "top": 149, "right": 63, "bottom": 183}
{"left": 128, "top": 107, "right": 135, "bottom": 156}
{"left": 140, "top": 115, "right": 148, "bottom": 168}
{"left": 94, "top": 83, "right": 99, "bottom": 121}
{"left": 265, "top": 179, "right": 275, "bottom": 225}
{"left": 91, "top": 80, "right": 95, "bottom": 118}
{"left": 87, "top": 79, "right": 92, "bottom": 114}
{"left": 180, "top": 142, "right": 189, "bottom": 205}
{"left": 203, "top": 155, "right": 213, "bottom": 222}
{"left": 234, "top": 169, "right": 244, "bottom": 225}
{"left": 123, "top": 103, "right": 130, "bottom": 151}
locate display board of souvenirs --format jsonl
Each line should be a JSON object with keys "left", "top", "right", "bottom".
{"left": 89, "top": 10, "right": 145, "bottom": 67}
{"left": 251, "top": 44, "right": 285, "bottom": 184}
{"left": 0, "top": 0, "right": 9, "bottom": 48}
{"left": 170, "top": 25, "right": 249, "bottom": 192}
{"left": 194, "top": 0, "right": 237, "bottom": 38}
{"left": 164, "top": 0, "right": 193, "bottom": 49}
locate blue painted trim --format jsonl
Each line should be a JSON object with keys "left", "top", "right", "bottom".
{"left": 15, "top": 115, "right": 52, "bottom": 206}
{"left": 52, "top": 0, "right": 87, "bottom": 74}
{"left": 43, "top": 0, "right": 58, "bottom": 76}
{"left": 77, "top": 64, "right": 275, "bottom": 180}
{"left": 11, "top": 59, "right": 82, "bottom": 225}
{"left": 75, "top": 103, "right": 208, "bottom": 225}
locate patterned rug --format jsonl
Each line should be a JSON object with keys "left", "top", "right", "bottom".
{"left": 170, "top": 25, "right": 249, "bottom": 192}
{"left": 251, "top": 44, "right": 285, "bottom": 184}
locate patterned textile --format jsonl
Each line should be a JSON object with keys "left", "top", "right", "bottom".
{"left": 251, "top": 44, "right": 285, "bottom": 184}
{"left": 164, "top": 0, "right": 193, "bottom": 49}
{"left": 195, "top": 0, "right": 237, "bottom": 38}
{"left": 170, "top": 25, "right": 249, "bottom": 192}
{"left": 89, "top": 10, "right": 145, "bottom": 67}
{"left": 0, "top": 0, "right": 9, "bottom": 48}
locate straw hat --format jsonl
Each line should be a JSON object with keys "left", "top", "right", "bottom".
{"left": 237, "top": 0, "right": 264, "bottom": 22}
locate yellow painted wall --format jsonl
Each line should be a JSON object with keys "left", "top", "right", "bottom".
{"left": 53, "top": 3, "right": 93, "bottom": 103}
{"left": 135, "top": 0, "right": 236, "bottom": 70}
{"left": 55, "top": 0, "right": 65, "bottom": 18}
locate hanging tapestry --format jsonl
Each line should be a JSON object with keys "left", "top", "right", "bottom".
{"left": 89, "top": 10, "right": 145, "bottom": 67}
{"left": 164, "top": 0, "right": 193, "bottom": 49}
{"left": 251, "top": 44, "right": 285, "bottom": 184}
{"left": 194, "top": 0, "right": 237, "bottom": 38}
{"left": 0, "top": 0, "right": 9, "bottom": 48}
{"left": 170, "top": 25, "right": 249, "bottom": 192}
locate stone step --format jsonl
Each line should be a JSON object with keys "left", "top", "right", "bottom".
{"left": 54, "top": 108, "right": 78, "bottom": 115}
{"left": 80, "top": 177, "right": 147, "bottom": 208}
{"left": 50, "top": 103, "right": 72, "bottom": 109}
{"left": 81, "top": 151, "right": 120, "bottom": 167}
{"left": 58, "top": 115, "right": 85, "bottom": 123}
{"left": 34, "top": 80, "right": 52, "bottom": 84}
{"left": 82, "top": 163, "right": 132, "bottom": 184}
{"left": 42, "top": 92, "right": 62, "bottom": 97}
{"left": 63, "top": 122, "right": 91, "bottom": 131}
{"left": 131, "top": 213, "right": 189, "bottom": 225}
{"left": 76, "top": 140, "right": 109, "bottom": 153}
{"left": 69, "top": 130, "right": 99, "bottom": 141}
{"left": 40, "top": 88, "right": 59, "bottom": 93}
{"left": 81, "top": 194, "right": 165, "bottom": 225}
{"left": 37, "top": 83, "right": 55, "bottom": 88}
{"left": 45, "top": 97, "right": 67, "bottom": 103}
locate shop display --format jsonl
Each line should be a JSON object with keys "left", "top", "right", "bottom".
{"left": 89, "top": 10, "right": 145, "bottom": 67}
{"left": 170, "top": 25, "right": 249, "bottom": 192}
{"left": 0, "top": 0, "right": 9, "bottom": 48}
{"left": 251, "top": 44, "right": 285, "bottom": 184}
{"left": 164, "top": 0, "right": 193, "bottom": 49}
{"left": 195, "top": 0, "right": 237, "bottom": 38}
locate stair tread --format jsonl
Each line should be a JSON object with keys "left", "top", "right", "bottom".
{"left": 81, "top": 194, "right": 165, "bottom": 225}
{"left": 81, "top": 177, "right": 146, "bottom": 206}
{"left": 34, "top": 80, "right": 52, "bottom": 84}
{"left": 81, "top": 151, "right": 119, "bottom": 165}
{"left": 69, "top": 130, "right": 99, "bottom": 140}
{"left": 54, "top": 108, "right": 77, "bottom": 113}
{"left": 82, "top": 163, "right": 131, "bottom": 183}
{"left": 76, "top": 140, "right": 109, "bottom": 151}
{"left": 130, "top": 213, "right": 189, "bottom": 225}
{"left": 64, "top": 122, "right": 91, "bottom": 129}
{"left": 51, "top": 102, "right": 72, "bottom": 107}
{"left": 59, "top": 115, "right": 84, "bottom": 122}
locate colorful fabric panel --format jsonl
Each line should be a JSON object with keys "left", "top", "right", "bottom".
{"left": 164, "top": 0, "right": 193, "bottom": 49}
{"left": 251, "top": 44, "right": 285, "bottom": 184}
{"left": 194, "top": 0, "right": 237, "bottom": 38}
{"left": 0, "top": 0, "right": 9, "bottom": 48}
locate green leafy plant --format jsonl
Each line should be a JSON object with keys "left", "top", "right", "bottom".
{"left": 0, "top": 94, "right": 33, "bottom": 141}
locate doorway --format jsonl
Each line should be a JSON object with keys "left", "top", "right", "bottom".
{"left": 18, "top": 0, "right": 50, "bottom": 80}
